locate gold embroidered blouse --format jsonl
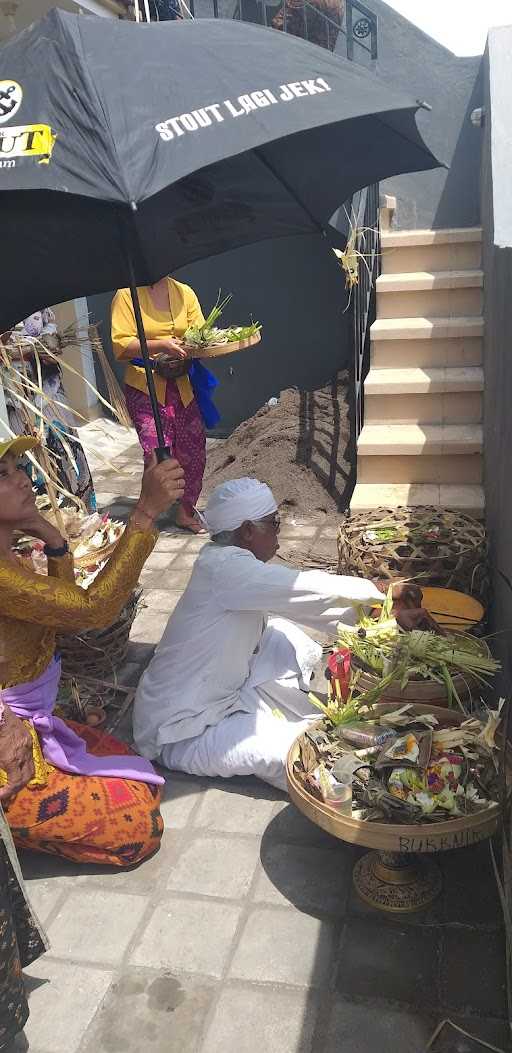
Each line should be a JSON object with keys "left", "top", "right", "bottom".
{"left": 0, "top": 527, "right": 157, "bottom": 689}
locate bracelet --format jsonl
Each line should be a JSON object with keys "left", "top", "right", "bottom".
{"left": 43, "top": 541, "right": 70, "bottom": 558}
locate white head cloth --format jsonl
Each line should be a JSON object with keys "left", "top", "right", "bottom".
{"left": 201, "top": 477, "right": 278, "bottom": 535}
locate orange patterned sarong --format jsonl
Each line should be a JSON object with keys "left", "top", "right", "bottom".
{"left": 4, "top": 721, "right": 163, "bottom": 867}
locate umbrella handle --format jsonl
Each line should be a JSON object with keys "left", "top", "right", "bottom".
{"left": 156, "top": 446, "right": 171, "bottom": 463}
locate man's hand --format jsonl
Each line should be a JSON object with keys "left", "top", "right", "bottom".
{"left": 0, "top": 706, "right": 35, "bottom": 803}
{"left": 391, "top": 582, "right": 423, "bottom": 610}
{"left": 395, "top": 607, "right": 445, "bottom": 634}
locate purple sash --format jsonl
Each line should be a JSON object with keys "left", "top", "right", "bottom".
{"left": 1, "top": 658, "right": 163, "bottom": 785}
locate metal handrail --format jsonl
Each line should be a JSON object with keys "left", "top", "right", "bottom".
{"left": 351, "top": 182, "right": 380, "bottom": 438}
{"left": 178, "top": 0, "right": 377, "bottom": 62}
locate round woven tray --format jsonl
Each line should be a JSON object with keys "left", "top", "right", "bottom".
{"left": 338, "top": 507, "right": 489, "bottom": 601}
{"left": 287, "top": 705, "right": 503, "bottom": 854}
{"left": 71, "top": 536, "right": 122, "bottom": 569}
{"left": 183, "top": 332, "right": 261, "bottom": 359}
{"left": 56, "top": 587, "right": 142, "bottom": 687}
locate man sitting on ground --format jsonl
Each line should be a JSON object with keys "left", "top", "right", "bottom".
{"left": 133, "top": 478, "right": 422, "bottom": 791}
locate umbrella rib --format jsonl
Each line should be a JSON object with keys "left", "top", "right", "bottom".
{"left": 254, "top": 148, "right": 325, "bottom": 236}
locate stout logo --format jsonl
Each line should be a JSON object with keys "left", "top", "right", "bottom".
{"left": 0, "top": 81, "right": 23, "bottom": 124}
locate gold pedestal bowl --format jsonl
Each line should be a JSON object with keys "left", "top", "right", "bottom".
{"left": 286, "top": 704, "right": 502, "bottom": 913}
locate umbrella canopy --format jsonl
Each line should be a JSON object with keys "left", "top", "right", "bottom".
{"left": 0, "top": 9, "right": 441, "bottom": 332}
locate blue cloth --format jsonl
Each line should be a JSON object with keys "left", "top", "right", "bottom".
{"left": 130, "top": 358, "right": 220, "bottom": 429}
{"left": 189, "top": 361, "right": 220, "bottom": 429}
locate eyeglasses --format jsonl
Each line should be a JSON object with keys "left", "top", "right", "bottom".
{"left": 254, "top": 512, "right": 281, "bottom": 532}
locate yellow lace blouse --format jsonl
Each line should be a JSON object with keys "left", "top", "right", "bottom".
{"left": 0, "top": 527, "right": 157, "bottom": 689}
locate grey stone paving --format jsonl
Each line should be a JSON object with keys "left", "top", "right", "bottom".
{"left": 15, "top": 420, "right": 510, "bottom": 1052}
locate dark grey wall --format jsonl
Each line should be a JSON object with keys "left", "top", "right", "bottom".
{"left": 89, "top": 1, "right": 485, "bottom": 435}
{"left": 334, "top": 0, "right": 483, "bottom": 230}
{"left": 88, "top": 232, "right": 350, "bottom": 433}
{"left": 481, "top": 26, "right": 512, "bottom": 691}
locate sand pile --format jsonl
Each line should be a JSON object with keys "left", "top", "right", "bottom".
{"left": 203, "top": 372, "right": 354, "bottom": 515}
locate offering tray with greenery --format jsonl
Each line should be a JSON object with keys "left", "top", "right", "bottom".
{"left": 287, "top": 646, "right": 505, "bottom": 913}
{"left": 180, "top": 292, "right": 262, "bottom": 358}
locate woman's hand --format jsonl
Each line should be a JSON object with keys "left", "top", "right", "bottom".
{"left": 155, "top": 338, "right": 188, "bottom": 361}
{"left": 154, "top": 359, "right": 190, "bottom": 381}
{"left": 130, "top": 453, "right": 185, "bottom": 528}
{"left": 16, "top": 509, "right": 64, "bottom": 551}
{"left": 0, "top": 705, "right": 35, "bottom": 803}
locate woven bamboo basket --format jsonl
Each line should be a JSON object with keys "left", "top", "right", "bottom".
{"left": 337, "top": 507, "right": 489, "bottom": 601}
{"left": 352, "top": 661, "right": 476, "bottom": 705}
{"left": 56, "top": 588, "right": 142, "bottom": 692}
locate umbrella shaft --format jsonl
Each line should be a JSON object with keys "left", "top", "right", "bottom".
{"left": 128, "top": 284, "right": 170, "bottom": 462}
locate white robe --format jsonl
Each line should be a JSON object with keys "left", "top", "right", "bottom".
{"left": 133, "top": 543, "right": 384, "bottom": 790}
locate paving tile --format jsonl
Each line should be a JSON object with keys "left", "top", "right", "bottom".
{"left": 278, "top": 523, "right": 320, "bottom": 540}
{"left": 81, "top": 968, "right": 217, "bottom": 1053}
{"left": 23, "top": 958, "right": 112, "bottom": 1053}
{"left": 73, "top": 827, "right": 184, "bottom": 894}
{"left": 94, "top": 491, "right": 119, "bottom": 507}
{"left": 167, "top": 835, "right": 259, "bottom": 899}
{"left": 269, "top": 801, "right": 342, "bottom": 849}
{"left": 125, "top": 639, "right": 156, "bottom": 663}
{"left": 229, "top": 906, "right": 335, "bottom": 987}
{"left": 154, "top": 533, "right": 193, "bottom": 552}
{"left": 201, "top": 984, "right": 317, "bottom": 1053}
{"left": 130, "top": 897, "right": 241, "bottom": 978}
{"left": 130, "top": 608, "right": 173, "bottom": 645}
{"left": 194, "top": 786, "right": 277, "bottom": 836}
{"left": 20, "top": 878, "right": 66, "bottom": 926}
{"left": 440, "top": 927, "right": 507, "bottom": 1018}
{"left": 324, "top": 998, "right": 436, "bottom": 1053}
{"left": 441, "top": 845, "right": 503, "bottom": 928}
{"left": 114, "top": 659, "right": 145, "bottom": 687}
{"left": 19, "top": 848, "right": 84, "bottom": 885}
{"left": 159, "top": 773, "right": 206, "bottom": 829}
{"left": 108, "top": 500, "right": 137, "bottom": 520}
{"left": 427, "top": 1014, "right": 512, "bottom": 1052}
{"left": 336, "top": 918, "right": 440, "bottom": 1008}
{"left": 346, "top": 877, "right": 443, "bottom": 928}
{"left": 166, "top": 551, "right": 200, "bottom": 571}
{"left": 46, "top": 889, "right": 148, "bottom": 965}
{"left": 142, "top": 589, "right": 184, "bottom": 614}
{"left": 254, "top": 842, "right": 350, "bottom": 916}
{"left": 159, "top": 569, "right": 193, "bottom": 590}
{"left": 139, "top": 551, "right": 174, "bottom": 575}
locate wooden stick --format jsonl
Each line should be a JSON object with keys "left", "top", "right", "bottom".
{"left": 35, "top": 443, "right": 68, "bottom": 540}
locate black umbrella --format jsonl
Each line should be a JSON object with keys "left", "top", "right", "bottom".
{"left": 0, "top": 9, "right": 440, "bottom": 454}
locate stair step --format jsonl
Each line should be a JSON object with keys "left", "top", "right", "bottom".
{"left": 364, "top": 367, "right": 484, "bottom": 395}
{"left": 381, "top": 228, "right": 482, "bottom": 249}
{"left": 377, "top": 270, "right": 483, "bottom": 293}
{"left": 357, "top": 423, "right": 482, "bottom": 456}
{"left": 371, "top": 316, "right": 484, "bottom": 341}
{"left": 371, "top": 336, "right": 482, "bottom": 369}
{"left": 350, "top": 483, "right": 484, "bottom": 517}
{"left": 381, "top": 229, "right": 482, "bottom": 275}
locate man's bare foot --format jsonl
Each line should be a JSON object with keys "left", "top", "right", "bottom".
{"left": 175, "top": 504, "right": 205, "bottom": 534}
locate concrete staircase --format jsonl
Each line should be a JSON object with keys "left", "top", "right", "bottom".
{"left": 351, "top": 227, "right": 484, "bottom": 517}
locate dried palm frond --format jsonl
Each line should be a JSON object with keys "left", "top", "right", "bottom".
{"left": 425, "top": 1017, "right": 507, "bottom": 1052}
{"left": 89, "top": 326, "right": 132, "bottom": 428}
{"left": 332, "top": 203, "right": 380, "bottom": 311}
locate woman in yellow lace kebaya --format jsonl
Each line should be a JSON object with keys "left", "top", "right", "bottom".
{"left": 0, "top": 435, "right": 185, "bottom": 867}
{"left": 112, "top": 276, "right": 212, "bottom": 534}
